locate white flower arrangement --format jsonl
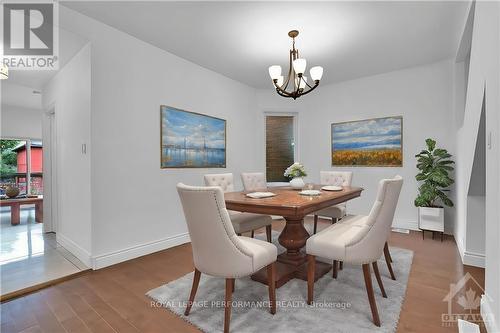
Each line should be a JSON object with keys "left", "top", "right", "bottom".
{"left": 284, "top": 162, "right": 307, "bottom": 179}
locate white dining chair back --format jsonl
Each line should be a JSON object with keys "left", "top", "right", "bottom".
{"left": 355, "top": 175, "right": 403, "bottom": 260}
{"left": 241, "top": 172, "right": 267, "bottom": 191}
{"left": 204, "top": 173, "right": 235, "bottom": 192}
{"left": 177, "top": 183, "right": 259, "bottom": 277}
{"left": 314, "top": 175, "right": 403, "bottom": 264}
{"left": 320, "top": 171, "right": 353, "bottom": 187}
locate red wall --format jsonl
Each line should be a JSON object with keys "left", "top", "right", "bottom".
{"left": 16, "top": 147, "right": 43, "bottom": 172}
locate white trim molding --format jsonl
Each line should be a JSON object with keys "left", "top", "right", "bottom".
{"left": 455, "top": 235, "right": 486, "bottom": 268}
{"left": 481, "top": 295, "right": 499, "bottom": 333}
{"left": 462, "top": 250, "right": 485, "bottom": 268}
{"left": 56, "top": 233, "right": 92, "bottom": 268}
{"left": 91, "top": 232, "right": 190, "bottom": 270}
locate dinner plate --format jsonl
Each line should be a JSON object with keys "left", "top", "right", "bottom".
{"left": 299, "top": 190, "right": 321, "bottom": 196}
{"left": 321, "top": 185, "right": 343, "bottom": 191}
{"left": 246, "top": 192, "right": 277, "bottom": 199}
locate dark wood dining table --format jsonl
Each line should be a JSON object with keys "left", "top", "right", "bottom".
{"left": 0, "top": 197, "right": 43, "bottom": 225}
{"left": 225, "top": 185, "right": 363, "bottom": 288}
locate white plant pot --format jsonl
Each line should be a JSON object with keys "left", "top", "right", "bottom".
{"left": 289, "top": 177, "right": 305, "bottom": 190}
{"left": 418, "top": 207, "right": 444, "bottom": 232}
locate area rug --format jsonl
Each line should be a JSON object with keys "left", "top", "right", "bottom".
{"left": 147, "top": 231, "right": 413, "bottom": 333}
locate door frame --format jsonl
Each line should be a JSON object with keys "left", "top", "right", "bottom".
{"left": 43, "top": 105, "right": 57, "bottom": 233}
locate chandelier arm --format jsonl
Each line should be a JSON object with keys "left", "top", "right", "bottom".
{"left": 283, "top": 49, "right": 294, "bottom": 91}
{"left": 304, "top": 79, "right": 315, "bottom": 89}
{"left": 273, "top": 80, "right": 292, "bottom": 96}
{"left": 283, "top": 74, "right": 291, "bottom": 91}
{"left": 276, "top": 87, "right": 295, "bottom": 98}
{"left": 296, "top": 82, "right": 319, "bottom": 97}
{"left": 272, "top": 81, "right": 292, "bottom": 97}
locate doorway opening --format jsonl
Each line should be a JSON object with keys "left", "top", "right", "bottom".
{"left": 0, "top": 117, "right": 87, "bottom": 298}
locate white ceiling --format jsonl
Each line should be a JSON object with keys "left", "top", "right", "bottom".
{"left": 63, "top": 1, "right": 468, "bottom": 89}
{"left": 1, "top": 82, "right": 42, "bottom": 110}
{"left": 4, "top": 27, "right": 88, "bottom": 90}
{"left": 2, "top": 27, "right": 88, "bottom": 112}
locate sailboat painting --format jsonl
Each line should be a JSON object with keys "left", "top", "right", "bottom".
{"left": 161, "top": 105, "right": 226, "bottom": 168}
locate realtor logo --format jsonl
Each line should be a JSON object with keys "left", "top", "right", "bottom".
{"left": 442, "top": 272, "right": 484, "bottom": 327}
{"left": 1, "top": 1, "right": 58, "bottom": 70}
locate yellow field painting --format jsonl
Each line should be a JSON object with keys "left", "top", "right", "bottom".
{"left": 332, "top": 149, "right": 402, "bottom": 166}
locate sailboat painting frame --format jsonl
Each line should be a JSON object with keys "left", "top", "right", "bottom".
{"left": 160, "top": 105, "right": 226, "bottom": 168}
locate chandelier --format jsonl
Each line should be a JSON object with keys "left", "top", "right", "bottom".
{"left": 268, "top": 30, "right": 323, "bottom": 100}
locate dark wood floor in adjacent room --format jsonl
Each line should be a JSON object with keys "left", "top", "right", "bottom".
{"left": 1, "top": 217, "right": 485, "bottom": 333}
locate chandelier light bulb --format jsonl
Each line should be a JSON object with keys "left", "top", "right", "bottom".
{"left": 268, "top": 65, "right": 282, "bottom": 80}
{"left": 298, "top": 76, "right": 308, "bottom": 89}
{"left": 292, "top": 59, "right": 307, "bottom": 75}
{"left": 277, "top": 75, "right": 284, "bottom": 87}
{"left": 310, "top": 66, "right": 323, "bottom": 81}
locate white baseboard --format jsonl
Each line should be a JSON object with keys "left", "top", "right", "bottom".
{"left": 91, "top": 232, "right": 190, "bottom": 270}
{"left": 56, "top": 233, "right": 92, "bottom": 268}
{"left": 463, "top": 250, "right": 485, "bottom": 268}
{"left": 481, "top": 295, "right": 499, "bottom": 333}
{"left": 455, "top": 234, "right": 485, "bottom": 268}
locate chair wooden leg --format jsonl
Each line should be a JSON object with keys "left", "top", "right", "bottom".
{"left": 383, "top": 244, "right": 396, "bottom": 280}
{"left": 267, "top": 263, "right": 276, "bottom": 314}
{"left": 384, "top": 242, "right": 393, "bottom": 263}
{"left": 339, "top": 261, "right": 343, "bottom": 270}
{"left": 332, "top": 217, "right": 337, "bottom": 224}
{"left": 251, "top": 230, "right": 255, "bottom": 238}
{"left": 224, "top": 278, "right": 234, "bottom": 333}
{"left": 332, "top": 260, "right": 338, "bottom": 279}
{"left": 313, "top": 215, "right": 318, "bottom": 234}
{"left": 362, "top": 264, "right": 381, "bottom": 327}
{"left": 185, "top": 269, "right": 201, "bottom": 316}
{"left": 307, "top": 255, "right": 316, "bottom": 305}
{"left": 266, "top": 225, "right": 272, "bottom": 243}
{"left": 372, "top": 262, "right": 387, "bottom": 298}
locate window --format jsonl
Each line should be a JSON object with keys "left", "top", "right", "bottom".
{"left": 265, "top": 115, "right": 295, "bottom": 182}
{"left": 0, "top": 139, "right": 43, "bottom": 196}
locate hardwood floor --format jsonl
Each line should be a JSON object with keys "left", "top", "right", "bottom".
{"left": 1, "top": 217, "right": 485, "bottom": 333}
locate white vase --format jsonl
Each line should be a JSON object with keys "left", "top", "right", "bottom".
{"left": 290, "top": 177, "right": 305, "bottom": 190}
{"left": 418, "top": 207, "right": 444, "bottom": 232}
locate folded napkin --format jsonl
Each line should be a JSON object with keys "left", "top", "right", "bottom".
{"left": 246, "top": 192, "right": 277, "bottom": 199}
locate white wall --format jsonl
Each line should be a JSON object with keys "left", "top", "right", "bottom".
{"left": 453, "top": 1, "right": 500, "bottom": 332}
{"left": 256, "top": 59, "right": 456, "bottom": 232}
{"left": 1, "top": 105, "right": 42, "bottom": 139}
{"left": 58, "top": 6, "right": 259, "bottom": 268}
{"left": 42, "top": 44, "right": 92, "bottom": 267}
{"left": 1, "top": 82, "right": 43, "bottom": 139}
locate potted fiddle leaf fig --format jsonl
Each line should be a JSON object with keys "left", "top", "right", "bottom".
{"left": 414, "top": 138, "right": 454, "bottom": 239}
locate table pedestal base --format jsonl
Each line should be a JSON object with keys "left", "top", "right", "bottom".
{"left": 251, "top": 252, "right": 332, "bottom": 288}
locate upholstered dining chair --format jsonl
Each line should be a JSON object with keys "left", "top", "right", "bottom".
{"left": 241, "top": 172, "right": 267, "bottom": 191}
{"left": 177, "top": 183, "right": 278, "bottom": 333}
{"left": 306, "top": 176, "right": 403, "bottom": 327}
{"left": 204, "top": 173, "right": 273, "bottom": 242}
{"left": 313, "top": 171, "right": 353, "bottom": 234}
